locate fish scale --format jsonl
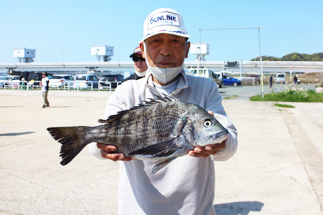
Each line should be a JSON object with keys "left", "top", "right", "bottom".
{"left": 47, "top": 95, "right": 229, "bottom": 174}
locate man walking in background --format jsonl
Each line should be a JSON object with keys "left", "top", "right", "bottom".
{"left": 39, "top": 72, "right": 50, "bottom": 108}
{"left": 121, "top": 46, "right": 148, "bottom": 83}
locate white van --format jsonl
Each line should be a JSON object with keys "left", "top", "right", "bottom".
{"left": 275, "top": 73, "right": 286, "bottom": 84}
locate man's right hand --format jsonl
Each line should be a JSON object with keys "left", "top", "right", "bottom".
{"left": 97, "top": 142, "right": 134, "bottom": 162}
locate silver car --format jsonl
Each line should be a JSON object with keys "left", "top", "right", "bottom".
{"left": 49, "top": 75, "right": 74, "bottom": 87}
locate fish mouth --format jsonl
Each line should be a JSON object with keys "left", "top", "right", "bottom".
{"left": 211, "top": 129, "right": 229, "bottom": 140}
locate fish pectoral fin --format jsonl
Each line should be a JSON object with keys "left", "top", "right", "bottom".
{"left": 128, "top": 138, "right": 180, "bottom": 158}
{"left": 151, "top": 158, "right": 176, "bottom": 174}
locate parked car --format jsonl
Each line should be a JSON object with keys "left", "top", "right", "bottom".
{"left": 0, "top": 76, "right": 9, "bottom": 88}
{"left": 0, "top": 76, "right": 21, "bottom": 88}
{"left": 211, "top": 72, "right": 223, "bottom": 88}
{"left": 49, "top": 74, "right": 74, "bottom": 87}
{"left": 275, "top": 73, "right": 286, "bottom": 84}
{"left": 99, "top": 74, "right": 124, "bottom": 88}
{"left": 223, "top": 75, "right": 241, "bottom": 86}
{"left": 7, "top": 76, "right": 21, "bottom": 87}
{"left": 73, "top": 74, "right": 99, "bottom": 89}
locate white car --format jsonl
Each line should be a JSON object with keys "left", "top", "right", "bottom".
{"left": 0, "top": 76, "right": 20, "bottom": 88}
{"left": 73, "top": 74, "right": 99, "bottom": 89}
{"left": 49, "top": 75, "right": 74, "bottom": 88}
{"left": 275, "top": 73, "right": 286, "bottom": 84}
{"left": 0, "top": 76, "right": 9, "bottom": 87}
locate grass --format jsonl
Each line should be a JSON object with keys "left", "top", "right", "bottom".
{"left": 223, "top": 95, "right": 238, "bottom": 100}
{"left": 274, "top": 103, "right": 295, "bottom": 108}
{"left": 250, "top": 90, "right": 323, "bottom": 102}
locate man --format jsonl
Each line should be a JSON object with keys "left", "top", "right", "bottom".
{"left": 89, "top": 8, "right": 238, "bottom": 215}
{"left": 269, "top": 74, "right": 273, "bottom": 89}
{"left": 39, "top": 72, "right": 50, "bottom": 108}
{"left": 121, "top": 46, "right": 148, "bottom": 83}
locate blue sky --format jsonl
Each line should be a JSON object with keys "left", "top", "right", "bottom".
{"left": 0, "top": 0, "right": 322, "bottom": 63}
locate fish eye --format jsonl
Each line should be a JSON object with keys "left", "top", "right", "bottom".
{"left": 203, "top": 119, "right": 212, "bottom": 127}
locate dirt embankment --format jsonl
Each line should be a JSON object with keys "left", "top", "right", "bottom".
{"left": 298, "top": 72, "right": 323, "bottom": 84}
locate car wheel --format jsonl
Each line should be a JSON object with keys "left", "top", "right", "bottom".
{"left": 233, "top": 82, "right": 238, "bottom": 87}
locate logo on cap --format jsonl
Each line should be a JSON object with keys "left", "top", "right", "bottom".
{"left": 148, "top": 12, "right": 179, "bottom": 30}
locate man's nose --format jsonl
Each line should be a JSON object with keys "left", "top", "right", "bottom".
{"left": 159, "top": 42, "right": 172, "bottom": 56}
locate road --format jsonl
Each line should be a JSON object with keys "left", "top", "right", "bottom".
{"left": 0, "top": 87, "right": 322, "bottom": 215}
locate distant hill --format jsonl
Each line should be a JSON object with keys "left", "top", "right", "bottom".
{"left": 251, "top": 52, "right": 323, "bottom": 61}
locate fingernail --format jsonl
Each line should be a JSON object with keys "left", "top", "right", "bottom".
{"left": 194, "top": 148, "right": 202, "bottom": 153}
{"left": 189, "top": 152, "right": 195, "bottom": 156}
{"left": 119, "top": 154, "right": 124, "bottom": 159}
{"left": 205, "top": 146, "right": 212, "bottom": 151}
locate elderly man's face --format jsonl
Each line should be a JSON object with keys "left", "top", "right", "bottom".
{"left": 140, "top": 34, "right": 190, "bottom": 68}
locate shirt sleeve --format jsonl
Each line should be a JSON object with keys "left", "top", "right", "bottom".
{"left": 204, "top": 81, "right": 238, "bottom": 161}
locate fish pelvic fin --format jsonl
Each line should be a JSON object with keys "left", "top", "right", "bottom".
{"left": 47, "top": 126, "right": 90, "bottom": 166}
{"left": 151, "top": 158, "right": 176, "bottom": 174}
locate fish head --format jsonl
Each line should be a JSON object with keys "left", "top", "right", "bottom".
{"left": 188, "top": 107, "right": 229, "bottom": 147}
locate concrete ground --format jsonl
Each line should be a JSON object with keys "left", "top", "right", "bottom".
{"left": 0, "top": 87, "right": 322, "bottom": 215}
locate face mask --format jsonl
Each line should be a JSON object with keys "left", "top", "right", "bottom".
{"left": 143, "top": 42, "right": 184, "bottom": 84}
{"left": 135, "top": 70, "right": 146, "bottom": 77}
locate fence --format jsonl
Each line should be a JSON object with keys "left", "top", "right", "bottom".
{"left": 0, "top": 80, "right": 122, "bottom": 91}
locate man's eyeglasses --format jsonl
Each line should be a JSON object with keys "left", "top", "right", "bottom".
{"left": 132, "top": 56, "right": 145, "bottom": 62}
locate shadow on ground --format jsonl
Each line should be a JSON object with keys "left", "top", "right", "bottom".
{"left": 0, "top": 132, "right": 35, "bottom": 136}
{"left": 214, "top": 201, "right": 264, "bottom": 215}
{"left": 0, "top": 106, "right": 24, "bottom": 108}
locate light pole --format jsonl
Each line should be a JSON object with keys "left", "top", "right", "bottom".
{"left": 199, "top": 27, "right": 264, "bottom": 97}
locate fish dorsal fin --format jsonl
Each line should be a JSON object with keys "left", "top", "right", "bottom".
{"left": 98, "top": 95, "right": 179, "bottom": 124}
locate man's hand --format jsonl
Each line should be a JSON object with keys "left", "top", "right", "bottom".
{"left": 188, "top": 110, "right": 227, "bottom": 158}
{"left": 97, "top": 142, "right": 135, "bottom": 162}
{"left": 188, "top": 140, "right": 226, "bottom": 158}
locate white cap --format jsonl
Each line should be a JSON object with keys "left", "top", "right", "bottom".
{"left": 140, "top": 8, "right": 190, "bottom": 42}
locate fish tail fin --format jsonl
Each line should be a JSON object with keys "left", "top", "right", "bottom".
{"left": 47, "top": 126, "right": 90, "bottom": 165}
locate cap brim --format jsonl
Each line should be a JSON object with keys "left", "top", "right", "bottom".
{"left": 129, "top": 53, "right": 142, "bottom": 58}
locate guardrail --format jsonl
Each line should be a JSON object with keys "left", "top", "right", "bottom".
{"left": 0, "top": 80, "right": 122, "bottom": 91}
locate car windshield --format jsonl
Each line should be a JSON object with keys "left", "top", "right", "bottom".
{"left": 107, "top": 77, "right": 116, "bottom": 81}
{"left": 76, "top": 76, "right": 86, "bottom": 80}
{"left": 52, "top": 76, "right": 62, "bottom": 79}
{"left": 278, "top": 74, "right": 284, "bottom": 77}
{"left": 63, "top": 76, "right": 74, "bottom": 80}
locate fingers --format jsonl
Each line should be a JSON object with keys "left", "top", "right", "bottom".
{"left": 97, "top": 142, "right": 134, "bottom": 162}
{"left": 208, "top": 110, "right": 214, "bottom": 116}
{"left": 188, "top": 140, "right": 227, "bottom": 158}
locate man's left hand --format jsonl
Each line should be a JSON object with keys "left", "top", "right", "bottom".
{"left": 188, "top": 140, "right": 226, "bottom": 158}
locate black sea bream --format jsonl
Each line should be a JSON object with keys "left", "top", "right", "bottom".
{"left": 47, "top": 95, "right": 228, "bottom": 174}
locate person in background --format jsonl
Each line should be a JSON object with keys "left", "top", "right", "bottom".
{"left": 121, "top": 46, "right": 148, "bottom": 83}
{"left": 19, "top": 73, "right": 25, "bottom": 90}
{"left": 293, "top": 74, "right": 298, "bottom": 84}
{"left": 89, "top": 8, "right": 238, "bottom": 215}
{"left": 39, "top": 72, "right": 50, "bottom": 108}
{"left": 269, "top": 74, "right": 273, "bottom": 89}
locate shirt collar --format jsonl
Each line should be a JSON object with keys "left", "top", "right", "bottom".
{"left": 144, "top": 69, "right": 188, "bottom": 96}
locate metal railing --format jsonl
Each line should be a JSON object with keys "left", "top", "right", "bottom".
{"left": 0, "top": 80, "right": 122, "bottom": 91}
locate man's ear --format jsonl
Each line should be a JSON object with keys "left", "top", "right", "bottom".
{"left": 140, "top": 42, "right": 145, "bottom": 59}
{"left": 185, "top": 41, "right": 190, "bottom": 58}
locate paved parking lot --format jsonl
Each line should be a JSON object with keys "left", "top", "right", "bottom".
{"left": 0, "top": 87, "right": 322, "bottom": 215}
